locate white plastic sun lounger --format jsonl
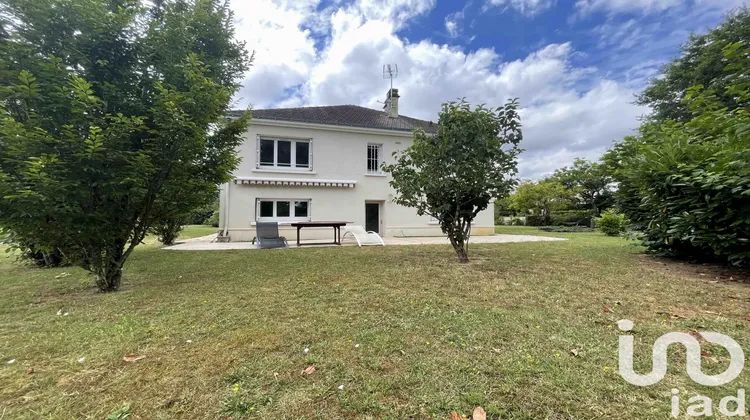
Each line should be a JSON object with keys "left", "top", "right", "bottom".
{"left": 342, "top": 225, "right": 385, "bottom": 247}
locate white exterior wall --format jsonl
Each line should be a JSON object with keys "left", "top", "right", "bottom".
{"left": 221, "top": 119, "right": 495, "bottom": 241}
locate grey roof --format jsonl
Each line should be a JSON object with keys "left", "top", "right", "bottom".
{"left": 229, "top": 105, "right": 436, "bottom": 134}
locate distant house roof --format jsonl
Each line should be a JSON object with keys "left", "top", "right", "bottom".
{"left": 228, "top": 105, "right": 436, "bottom": 134}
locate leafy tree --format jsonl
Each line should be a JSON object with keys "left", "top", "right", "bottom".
{"left": 551, "top": 158, "right": 613, "bottom": 224}
{"left": 601, "top": 135, "right": 651, "bottom": 227}
{"left": 637, "top": 7, "right": 750, "bottom": 121}
{"left": 0, "top": 0, "right": 250, "bottom": 291}
{"left": 384, "top": 99, "right": 522, "bottom": 263}
{"left": 510, "top": 180, "right": 571, "bottom": 225}
{"left": 605, "top": 40, "right": 750, "bottom": 266}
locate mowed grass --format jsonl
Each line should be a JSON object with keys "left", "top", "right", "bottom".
{"left": 1, "top": 226, "right": 749, "bottom": 419}
{"left": 179, "top": 225, "right": 218, "bottom": 240}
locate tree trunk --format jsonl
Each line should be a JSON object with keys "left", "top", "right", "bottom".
{"left": 94, "top": 244, "right": 126, "bottom": 292}
{"left": 447, "top": 222, "right": 471, "bottom": 263}
{"left": 590, "top": 202, "right": 598, "bottom": 228}
{"left": 96, "top": 261, "right": 123, "bottom": 292}
{"left": 453, "top": 243, "right": 469, "bottom": 263}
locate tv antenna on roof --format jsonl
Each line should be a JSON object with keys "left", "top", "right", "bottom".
{"left": 383, "top": 64, "right": 398, "bottom": 90}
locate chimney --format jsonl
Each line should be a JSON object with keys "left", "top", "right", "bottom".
{"left": 383, "top": 88, "right": 399, "bottom": 118}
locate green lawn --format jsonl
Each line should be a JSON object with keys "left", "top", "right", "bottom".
{"left": 1, "top": 228, "right": 749, "bottom": 418}
{"left": 179, "top": 224, "right": 219, "bottom": 240}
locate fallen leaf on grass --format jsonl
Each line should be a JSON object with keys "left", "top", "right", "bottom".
{"left": 122, "top": 354, "right": 146, "bottom": 363}
{"left": 603, "top": 305, "right": 613, "bottom": 314}
{"left": 302, "top": 365, "right": 316, "bottom": 375}
{"left": 449, "top": 412, "right": 465, "bottom": 420}
{"left": 26, "top": 367, "right": 34, "bottom": 374}
{"left": 472, "top": 406, "right": 487, "bottom": 420}
{"left": 570, "top": 349, "right": 580, "bottom": 357}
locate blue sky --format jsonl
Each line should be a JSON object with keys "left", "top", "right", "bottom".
{"left": 229, "top": 0, "right": 747, "bottom": 178}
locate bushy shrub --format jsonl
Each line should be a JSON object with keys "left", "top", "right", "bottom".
{"left": 525, "top": 215, "right": 546, "bottom": 226}
{"left": 550, "top": 209, "right": 592, "bottom": 226}
{"left": 635, "top": 135, "right": 749, "bottom": 264}
{"left": 207, "top": 209, "right": 220, "bottom": 228}
{"left": 603, "top": 37, "right": 750, "bottom": 266}
{"left": 152, "top": 219, "right": 183, "bottom": 245}
{"left": 186, "top": 201, "right": 217, "bottom": 225}
{"left": 596, "top": 210, "right": 628, "bottom": 236}
{"left": 509, "top": 217, "right": 525, "bottom": 226}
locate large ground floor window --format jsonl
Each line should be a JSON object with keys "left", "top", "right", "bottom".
{"left": 256, "top": 199, "right": 311, "bottom": 222}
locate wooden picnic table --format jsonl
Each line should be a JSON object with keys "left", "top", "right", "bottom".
{"left": 289, "top": 221, "right": 350, "bottom": 246}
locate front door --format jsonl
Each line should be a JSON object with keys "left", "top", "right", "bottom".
{"left": 365, "top": 202, "right": 380, "bottom": 234}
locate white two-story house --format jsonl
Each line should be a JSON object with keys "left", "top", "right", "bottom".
{"left": 218, "top": 89, "right": 496, "bottom": 242}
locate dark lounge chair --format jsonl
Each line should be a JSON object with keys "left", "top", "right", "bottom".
{"left": 256, "top": 222, "right": 288, "bottom": 249}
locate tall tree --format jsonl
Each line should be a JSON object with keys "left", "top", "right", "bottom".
{"left": 0, "top": 0, "right": 250, "bottom": 291}
{"left": 637, "top": 8, "right": 750, "bottom": 121}
{"left": 551, "top": 158, "right": 613, "bottom": 223}
{"left": 384, "top": 99, "right": 522, "bottom": 263}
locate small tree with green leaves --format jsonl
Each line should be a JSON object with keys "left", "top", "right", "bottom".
{"left": 383, "top": 99, "right": 522, "bottom": 263}
{"left": 0, "top": 0, "right": 250, "bottom": 291}
{"left": 510, "top": 180, "right": 571, "bottom": 225}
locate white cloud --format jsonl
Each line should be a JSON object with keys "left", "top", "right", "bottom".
{"left": 486, "top": 0, "right": 557, "bottom": 16}
{"left": 229, "top": 0, "right": 318, "bottom": 108}
{"left": 444, "top": 11, "right": 462, "bottom": 38}
{"left": 231, "top": 0, "right": 648, "bottom": 179}
{"left": 575, "top": 0, "right": 683, "bottom": 16}
{"left": 351, "top": 0, "right": 436, "bottom": 28}
{"left": 575, "top": 0, "right": 746, "bottom": 17}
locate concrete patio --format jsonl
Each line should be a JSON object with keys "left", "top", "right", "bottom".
{"left": 163, "top": 233, "right": 566, "bottom": 251}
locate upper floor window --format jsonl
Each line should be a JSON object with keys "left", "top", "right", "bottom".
{"left": 367, "top": 143, "right": 383, "bottom": 174}
{"left": 258, "top": 136, "right": 311, "bottom": 170}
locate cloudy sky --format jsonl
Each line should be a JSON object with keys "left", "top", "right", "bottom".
{"left": 228, "top": 0, "right": 746, "bottom": 179}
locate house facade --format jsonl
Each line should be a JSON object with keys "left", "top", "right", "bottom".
{"left": 218, "top": 89, "right": 496, "bottom": 242}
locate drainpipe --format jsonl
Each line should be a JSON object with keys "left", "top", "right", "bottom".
{"left": 222, "top": 182, "right": 230, "bottom": 237}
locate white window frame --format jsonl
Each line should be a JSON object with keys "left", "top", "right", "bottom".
{"left": 366, "top": 143, "right": 383, "bottom": 174}
{"left": 255, "top": 198, "right": 311, "bottom": 223}
{"left": 257, "top": 135, "right": 312, "bottom": 171}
